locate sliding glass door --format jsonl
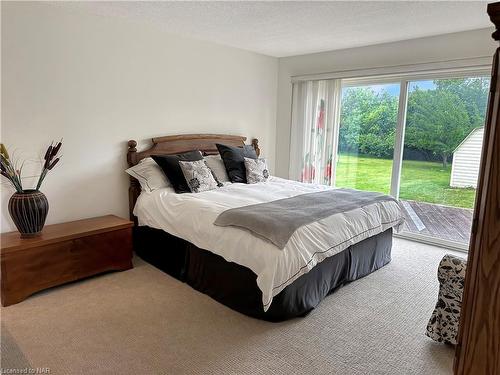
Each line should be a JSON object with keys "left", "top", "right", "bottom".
{"left": 330, "top": 73, "right": 490, "bottom": 249}
{"left": 335, "top": 82, "right": 400, "bottom": 194}
{"left": 398, "top": 77, "right": 489, "bottom": 246}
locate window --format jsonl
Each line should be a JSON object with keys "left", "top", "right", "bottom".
{"left": 335, "top": 82, "right": 401, "bottom": 194}
{"left": 290, "top": 70, "right": 490, "bottom": 249}
{"left": 399, "top": 77, "right": 489, "bottom": 245}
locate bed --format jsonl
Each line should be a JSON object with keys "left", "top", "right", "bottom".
{"left": 127, "top": 134, "right": 404, "bottom": 321}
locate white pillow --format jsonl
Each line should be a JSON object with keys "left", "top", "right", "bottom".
{"left": 179, "top": 160, "right": 220, "bottom": 193}
{"left": 204, "top": 154, "right": 230, "bottom": 183}
{"left": 244, "top": 157, "right": 269, "bottom": 184}
{"left": 125, "top": 157, "right": 171, "bottom": 193}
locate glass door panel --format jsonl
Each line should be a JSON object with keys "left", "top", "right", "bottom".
{"left": 399, "top": 77, "right": 490, "bottom": 246}
{"left": 335, "top": 83, "right": 401, "bottom": 194}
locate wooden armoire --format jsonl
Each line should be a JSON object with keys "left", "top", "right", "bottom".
{"left": 454, "top": 2, "right": 500, "bottom": 374}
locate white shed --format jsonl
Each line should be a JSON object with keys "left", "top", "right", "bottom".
{"left": 450, "top": 127, "right": 484, "bottom": 188}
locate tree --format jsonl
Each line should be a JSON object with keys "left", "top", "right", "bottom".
{"left": 405, "top": 88, "right": 472, "bottom": 167}
{"left": 434, "top": 77, "right": 489, "bottom": 128}
{"left": 339, "top": 87, "right": 398, "bottom": 158}
{"left": 337, "top": 78, "right": 489, "bottom": 166}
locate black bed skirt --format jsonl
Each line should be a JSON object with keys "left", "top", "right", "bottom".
{"left": 134, "top": 226, "right": 392, "bottom": 322}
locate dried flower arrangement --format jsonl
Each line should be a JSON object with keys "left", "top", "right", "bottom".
{"left": 0, "top": 140, "right": 62, "bottom": 192}
{"left": 3, "top": 140, "right": 63, "bottom": 237}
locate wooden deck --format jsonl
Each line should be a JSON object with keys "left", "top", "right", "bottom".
{"left": 400, "top": 200, "right": 473, "bottom": 245}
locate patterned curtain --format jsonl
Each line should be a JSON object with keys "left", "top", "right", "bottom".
{"left": 289, "top": 79, "right": 341, "bottom": 185}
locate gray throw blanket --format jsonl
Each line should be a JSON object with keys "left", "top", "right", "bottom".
{"left": 214, "top": 189, "right": 398, "bottom": 249}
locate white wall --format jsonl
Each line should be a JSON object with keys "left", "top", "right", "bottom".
{"left": 276, "top": 28, "right": 497, "bottom": 178}
{"left": 1, "top": 2, "right": 278, "bottom": 232}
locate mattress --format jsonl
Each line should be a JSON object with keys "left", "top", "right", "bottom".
{"left": 134, "top": 176, "right": 404, "bottom": 310}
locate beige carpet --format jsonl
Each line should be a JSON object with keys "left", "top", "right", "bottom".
{"left": 1, "top": 238, "right": 461, "bottom": 375}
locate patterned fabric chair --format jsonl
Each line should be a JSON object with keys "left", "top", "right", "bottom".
{"left": 426, "top": 254, "right": 467, "bottom": 345}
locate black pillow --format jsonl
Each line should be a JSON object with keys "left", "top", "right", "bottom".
{"left": 216, "top": 143, "right": 257, "bottom": 183}
{"left": 152, "top": 150, "right": 203, "bottom": 193}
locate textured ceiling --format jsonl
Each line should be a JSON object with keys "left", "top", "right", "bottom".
{"left": 59, "top": 1, "right": 492, "bottom": 57}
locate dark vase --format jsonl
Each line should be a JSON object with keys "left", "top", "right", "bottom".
{"left": 8, "top": 190, "right": 49, "bottom": 238}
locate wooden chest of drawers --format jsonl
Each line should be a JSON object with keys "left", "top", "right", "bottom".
{"left": 1, "top": 215, "right": 133, "bottom": 306}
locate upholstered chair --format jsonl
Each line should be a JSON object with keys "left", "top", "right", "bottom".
{"left": 426, "top": 254, "right": 467, "bottom": 345}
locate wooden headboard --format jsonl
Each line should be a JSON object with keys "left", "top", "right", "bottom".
{"left": 126, "top": 134, "right": 260, "bottom": 222}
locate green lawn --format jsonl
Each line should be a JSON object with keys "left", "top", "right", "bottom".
{"left": 335, "top": 153, "right": 476, "bottom": 209}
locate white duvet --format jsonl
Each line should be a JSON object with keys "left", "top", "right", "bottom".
{"left": 134, "top": 177, "right": 404, "bottom": 311}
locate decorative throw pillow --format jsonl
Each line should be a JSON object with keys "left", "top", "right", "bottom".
{"left": 244, "top": 157, "right": 269, "bottom": 184}
{"left": 216, "top": 143, "right": 258, "bottom": 183}
{"left": 152, "top": 151, "right": 203, "bottom": 193}
{"left": 179, "top": 160, "right": 220, "bottom": 193}
{"left": 204, "top": 155, "right": 230, "bottom": 183}
{"left": 125, "top": 157, "right": 171, "bottom": 193}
